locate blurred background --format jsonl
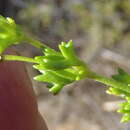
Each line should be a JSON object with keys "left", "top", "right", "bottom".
{"left": 1, "top": 0, "right": 130, "bottom": 130}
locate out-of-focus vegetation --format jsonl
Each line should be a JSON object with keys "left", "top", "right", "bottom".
{"left": 17, "top": 0, "right": 130, "bottom": 48}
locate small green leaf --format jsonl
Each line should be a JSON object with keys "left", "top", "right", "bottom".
{"left": 112, "top": 68, "right": 130, "bottom": 84}
{"left": 107, "top": 68, "right": 130, "bottom": 123}
{"left": 121, "top": 114, "right": 130, "bottom": 123}
{"left": 107, "top": 87, "right": 130, "bottom": 97}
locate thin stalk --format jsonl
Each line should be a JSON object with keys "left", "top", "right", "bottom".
{"left": 79, "top": 62, "right": 130, "bottom": 93}
{"left": 1, "top": 55, "right": 39, "bottom": 63}
{"left": 88, "top": 72, "right": 130, "bottom": 94}
{"left": 25, "top": 36, "right": 48, "bottom": 49}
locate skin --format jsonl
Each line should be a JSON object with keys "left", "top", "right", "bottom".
{"left": 0, "top": 49, "right": 48, "bottom": 130}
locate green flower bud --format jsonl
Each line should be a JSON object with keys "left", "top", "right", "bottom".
{"left": 0, "top": 15, "right": 24, "bottom": 53}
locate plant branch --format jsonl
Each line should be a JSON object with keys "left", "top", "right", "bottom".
{"left": 25, "top": 36, "right": 48, "bottom": 50}
{"left": 1, "top": 55, "right": 38, "bottom": 63}
{"left": 87, "top": 71, "right": 130, "bottom": 94}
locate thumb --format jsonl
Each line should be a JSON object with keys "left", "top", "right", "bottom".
{"left": 0, "top": 49, "right": 47, "bottom": 130}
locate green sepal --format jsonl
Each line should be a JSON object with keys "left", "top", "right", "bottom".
{"left": 54, "top": 69, "right": 77, "bottom": 81}
{"left": 34, "top": 55, "right": 64, "bottom": 63}
{"left": 34, "top": 59, "right": 71, "bottom": 70}
{"left": 59, "top": 40, "right": 79, "bottom": 62}
{"left": 43, "top": 48, "right": 61, "bottom": 56}
{"left": 34, "top": 70, "right": 73, "bottom": 85}
{"left": 49, "top": 84, "right": 63, "bottom": 95}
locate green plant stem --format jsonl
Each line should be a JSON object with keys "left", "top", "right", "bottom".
{"left": 1, "top": 55, "right": 38, "bottom": 63}
{"left": 78, "top": 61, "right": 130, "bottom": 93}
{"left": 25, "top": 36, "right": 48, "bottom": 49}
{"left": 88, "top": 72, "right": 130, "bottom": 94}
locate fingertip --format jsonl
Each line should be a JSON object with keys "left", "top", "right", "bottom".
{"left": 0, "top": 49, "right": 39, "bottom": 130}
